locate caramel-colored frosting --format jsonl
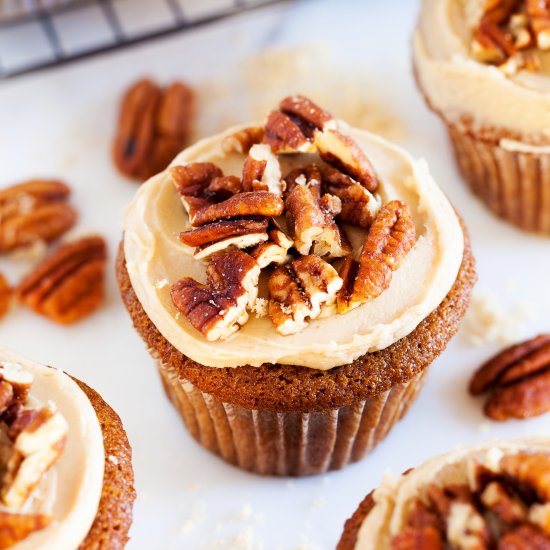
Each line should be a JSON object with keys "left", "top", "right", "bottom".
{"left": 0, "top": 348, "right": 104, "bottom": 549}
{"left": 355, "top": 438, "right": 550, "bottom": 549}
{"left": 413, "top": 0, "right": 550, "bottom": 144}
{"left": 123, "top": 120, "right": 463, "bottom": 370}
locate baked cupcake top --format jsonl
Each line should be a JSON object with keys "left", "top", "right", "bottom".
{"left": 123, "top": 96, "right": 464, "bottom": 370}
{"left": 0, "top": 348, "right": 104, "bottom": 549}
{"left": 414, "top": 0, "right": 550, "bottom": 145}
{"left": 355, "top": 438, "right": 550, "bottom": 549}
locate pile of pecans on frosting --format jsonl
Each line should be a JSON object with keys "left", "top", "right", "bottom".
{"left": 169, "top": 96, "right": 416, "bottom": 341}
{"left": 471, "top": 0, "right": 550, "bottom": 75}
{"left": 391, "top": 452, "right": 550, "bottom": 549}
{"left": 0, "top": 363, "right": 68, "bottom": 548}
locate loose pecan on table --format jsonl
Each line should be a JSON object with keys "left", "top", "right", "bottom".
{"left": 171, "top": 249, "right": 260, "bottom": 341}
{"left": 15, "top": 236, "right": 107, "bottom": 324}
{"left": 0, "top": 180, "right": 77, "bottom": 253}
{"left": 337, "top": 200, "right": 416, "bottom": 313}
{"left": 469, "top": 333, "right": 550, "bottom": 420}
{"left": 112, "top": 78, "right": 195, "bottom": 181}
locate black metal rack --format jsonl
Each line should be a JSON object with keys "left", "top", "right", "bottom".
{"left": 0, "top": 0, "right": 282, "bottom": 78}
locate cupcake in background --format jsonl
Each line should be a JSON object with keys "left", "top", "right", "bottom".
{"left": 413, "top": 0, "right": 550, "bottom": 234}
{"left": 0, "top": 347, "right": 135, "bottom": 549}
{"left": 338, "top": 438, "right": 550, "bottom": 549}
{"left": 118, "top": 95, "right": 475, "bottom": 477}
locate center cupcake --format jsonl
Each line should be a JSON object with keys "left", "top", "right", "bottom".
{"left": 117, "top": 96, "right": 476, "bottom": 476}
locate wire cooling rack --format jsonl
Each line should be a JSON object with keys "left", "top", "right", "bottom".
{"left": 0, "top": 0, "right": 283, "bottom": 78}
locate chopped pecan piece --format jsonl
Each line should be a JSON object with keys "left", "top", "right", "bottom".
{"left": 0, "top": 273, "right": 10, "bottom": 320}
{"left": 472, "top": 20, "right": 515, "bottom": 64}
{"left": 268, "top": 255, "right": 342, "bottom": 335}
{"left": 222, "top": 127, "right": 265, "bottom": 155}
{"left": 469, "top": 334, "right": 550, "bottom": 421}
{"left": 16, "top": 236, "right": 107, "bottom": 324}
{"left": 241, "top": 144, "right": 284, "bottom": 195}
{"left": 529, "top": 503, "right": 550, "bottom": 535}
{"left": 250, "top": 222, "right": 293, "bottom": 268}
{"left": 179, "top": 219, "right": 269, "bottom": 260}
{"left": 284, "top": 165, "right": 323, "bottom": 201}
{"left": 207, "top": 176, "right": 242, "bottom": 197}
{"left": 482, "top": 0, "right": 522, "bottom": 26}
{"left": 527, "top": 0, "right": 550, "bottom": 50}
{"left": 480, "top": 481, "right": 528, "bottom": 524}
{"left": 112, "top": 78, "right": 195, "bottom": 181}
{"left": 337, "top": 200, "right": 415, "bottom": 312}
{"left": 0, "top": 365, "right": 32, "bottom": 406}
{"left": 314, "top": 129, "right": 379, "bottom": 192}
{"left": 171, "top": 250, "right": 260, "bottom": 341}
{"left": 285, "top": 184, "right": 350, "bottom": 259}
{"left": 0, "top": 180, "right": 77, "bottom": 253}
{"left": 2, "top": 405, "right": 68, "bottom": 510}
{"left": 390, "top": 527, "right": 444, "bottom": 550}
{"left": 0, "top": 511, "right": 51, "bottom": 549}
{"left": 263, "top": 95, "right": 335, "bottom": 154}
{"left": 191, "top": 191, "right": 284, "bottom": 227}
{"left": 324, "top": 166, "right": 381, "bottom": 228}
{"left": 499, "top": 524, "right": 550, "bottom": 549}
{"left": 500, "top": 453, "right": 550, "bottom": 502}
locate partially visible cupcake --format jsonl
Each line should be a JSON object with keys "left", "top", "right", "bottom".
{"left": 414, "top": 0, "right": 550, "bottom": 234}
{"left": 118, "top": 95, "right": 475, "bottom": 476}
{"left": 338, "top": 438, "right": 550, "bottom": 549}
{"left": 0, "top": 347, "right": 135, "bottom": 549}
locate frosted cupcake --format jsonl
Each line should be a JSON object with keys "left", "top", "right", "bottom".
{"left": 338, "top": 438, "right": 550, "bottom": 549}
{"left": 0, "top": 348, "right": 135, "bottom": 548}
{"left": 118, "top": 96, "right": 475, "bottom": 476}
{"left": 414, "top": 0, "right": 550, "bottom": 233}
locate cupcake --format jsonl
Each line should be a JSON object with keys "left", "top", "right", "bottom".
{"left": 338, "top": 438, "right": 550, "bottom": 549}
{"left": 413, "top": 0, "right": 550, "bottom": 234}
{"left": 118, "top": 95, "right": 475, "bottom": 476}
{"left": 0, "top": 347, "right": 135, "bottom": 549}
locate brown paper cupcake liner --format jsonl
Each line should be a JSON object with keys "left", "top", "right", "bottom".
{"left": 447, "top": 124, "right": 550, "bottom": 234}
{"left": 156, "top": 357, "right": 428, "bottom": 477}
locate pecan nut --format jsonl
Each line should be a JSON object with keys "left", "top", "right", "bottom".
{"left": 469, "top": 334, "right": 550, "bottom": 421}
{"left": 16, "top": 236, "right": 107, "bottom": 324}
{"left": 250, "top": 221, "right": 293, "bottom": 268}
{"left": 314, "top": 129, "right": 379, "bottom": 192}
{"left": 0, "top": 273, "right": 10, "bottom": 320}
{"left": 112, "top": 78, "right": 195, "bottom": 181}
{"left": 337, "top": 200, "right": 415, "bottom": 313}
{"left": 0, "top": 511, "right": 51, "bottom": 548}
{"left": 268, "top": 255, "right": 342, "bottom": 335}
{"left": 171, "top": 250, "right": 260, "bottom": 341}
{"left": 0, "top": 180, "right": 77, "bottom": 253}
{"left": 500, "top": 453, "right": 550, "bottom": 502}
{"left": 241, "top": 143, "right": 283, "bottom": 195}
{"left": 179, "top": 219, "right": 269, "bottom": 260}
{"left": 527, "top": 0, "right": 550, "bottom": 50}
{"left": 222, "top": 127, "right": 265, "bottom": 155}
{"left": 284, "top": 164, "right": 323, "bottom": 201}
{"left": 285, "top": 183, "right": 351, "bottom": 259}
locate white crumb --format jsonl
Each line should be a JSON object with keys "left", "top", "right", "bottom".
{"left": 202, "top": 526, "right": 264, "bottom": 550}
{"left": 321, "top": 476, "right": 331, "bottom": 486}
{"left": 180, "top": 500, "right": 206, "bottom": 536}
{"left": 309, "top": 496, "right": 326, "bottom": 511}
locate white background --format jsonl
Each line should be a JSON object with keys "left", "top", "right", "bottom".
{"left": 1, "top": 1, "right": 550, "bottom": 548}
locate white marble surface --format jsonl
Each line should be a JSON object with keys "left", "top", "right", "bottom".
{"left": 0, "top": 1, "right": 549, "bottom": 548}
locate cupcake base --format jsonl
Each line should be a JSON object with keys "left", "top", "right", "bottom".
{"left": 157, "top": 357, "right": 427, "bottom": 476}
{"left": 75, "top": 378, "right": 136, "bottom": 549}
{"left": 448, "top": 124, "right": 550, "bottom": 234}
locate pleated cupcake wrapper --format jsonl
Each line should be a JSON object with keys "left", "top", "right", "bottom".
{"left": 448, "top": 125, "right": 550, "bottom": 234}
{"left": 155, "top": 358, "right": 428, "bottom": 477}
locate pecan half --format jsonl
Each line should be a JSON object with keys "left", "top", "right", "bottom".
{"left": 527, "top": 0, "right": 550, "bottom": 50}
{"left": 222, "top": 127, "right": 265, "bottom": 155}
{"left": 284, "top": 164, "right": 323, "bottom": 201}
{"left": 337, "top": 200, "right": 415, "bottom": 313}
{"left": 314, "top": 129, "right": 379, "bottom": 192}
{"left": 113, "top": 78, "right": 195, "bottom": 181}
{"left": 171, "top": 250, "right": 260, "bottom": 341}
{"left": 285, "top": 184, "right": 351, "bottom": 259}
{"left": 0, "top": 273, "right": 10, "bottom": 320}
{"left": 268, "top": 255, "right": 342, "bottom": 335}
{"left": 16, "top": 236, "right": 107, "bottom": 324}
{"left": 0, "top": 365, "right": 32, "bottom": 406}
{"left": 0, "top": 511, "right": 51, "bottom": 549}
{"left": 191, "top": 191, "right": 284, "bottom": 227}
{"left": 323, "top": 166, "right": 381, "bottom": 228}
{"left": 469, "top": 334, "right": 550, "bottom": 421}
{"left": 0, "top": 180, "right": 77, "bottom": 253}
{"left": 263, "top": 95, "right": 335, "bottom": 154}
{"left": 249, "top": 221, "right": 293, "bottom": 268}
{"left": 179, "top": 219, "right": 269, "bottom": 260}
{"left": 500, "top": 453, "right": 550, "bottom": 501}
{"left": 241, "top": 143, "right": 284, "bottom": 195}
